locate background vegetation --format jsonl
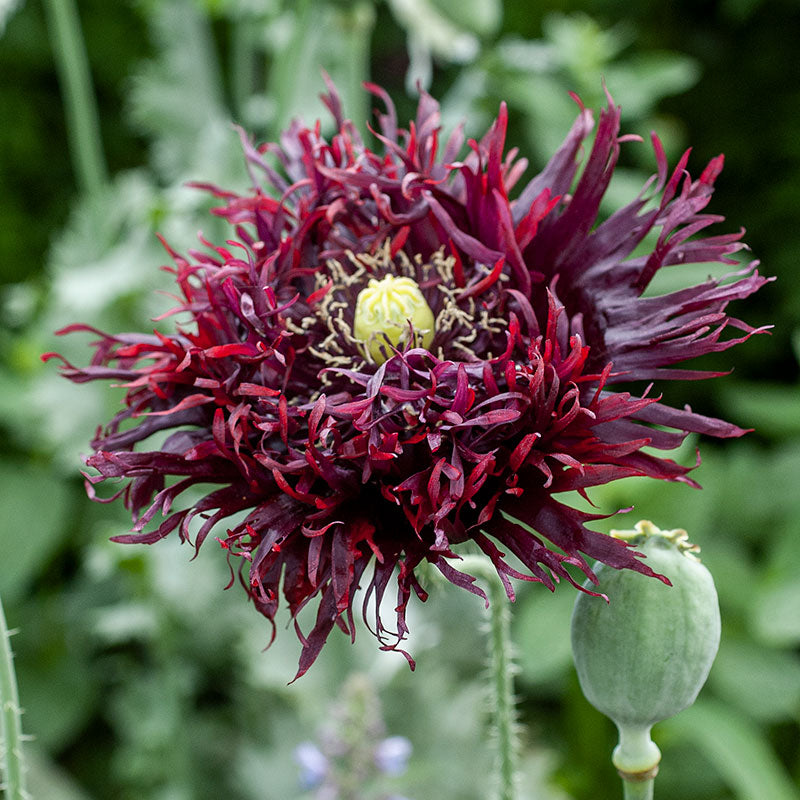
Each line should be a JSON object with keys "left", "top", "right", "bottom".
{"left": 1, "top": 0, "right": 798, "bottom": 798}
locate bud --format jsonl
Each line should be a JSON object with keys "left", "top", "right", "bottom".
{"left": 570, "top": 521, "right": 721, "bottom": 782}
{"left": 353, "top": 275, "right": 435, "bottom": 362}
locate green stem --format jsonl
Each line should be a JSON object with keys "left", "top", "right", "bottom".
{"left": 335, "top": 2, "right": 375, "bottom": 130}
{"left": 487, "top": 573, "right": 516, "bottom": 800}
{"left": 266, "top": 0, "right": 314, "bottom": 136}
{"left": 0, "top": 595, "right": 27, "bottom": 800}
{"left": 613, "top": 724, "right": 660, "bottom": 800}
{"left": 622, "top": 778, "right": 655, "bottom": 800}
{"left": 458, "top": 556, "right": 517, "bottom": 800}
{"left": 43, "top": 0, "right": 108, "bottom": 194}
{"left": 230, "top": 15, "right": 256, "bottom": 124}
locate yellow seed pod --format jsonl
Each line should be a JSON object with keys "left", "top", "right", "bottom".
{"left": 353, "top": 275, "right": 435, "bottom": 363}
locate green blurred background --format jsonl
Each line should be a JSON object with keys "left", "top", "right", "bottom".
{"left": 1, "top": 0, "right": 799, "bottom": 798}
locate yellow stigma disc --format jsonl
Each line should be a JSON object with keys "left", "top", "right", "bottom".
{"left": 353, "top": 275, "right": 435, "bottom": 363}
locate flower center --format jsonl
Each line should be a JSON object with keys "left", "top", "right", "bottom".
{"left": 285, "top": 244, "right": 510, "bottom": 382}
{"left": 353, "top": 275, "right": 435, "bottom": 363}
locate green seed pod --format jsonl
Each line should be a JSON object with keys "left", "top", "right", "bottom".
{"left": 570, "top": 521, "right": 721, "bottom": 782}
{"left": 353, "top": 274, "right": 435, "bottom": 363}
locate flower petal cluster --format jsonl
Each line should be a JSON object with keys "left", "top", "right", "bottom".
{"left": 44, "top": 81, "right": 768, "bottom": 677}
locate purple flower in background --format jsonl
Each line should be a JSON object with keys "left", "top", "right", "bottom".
{"left": 374, "top": 736, "right": 413, "bottom": 776}
{"left": 293, "top": 675, "right": 412, "bottom": 797}
{"left": 295, "top": 742, "right": 329, "bottom": 790}
{"left": 44, "top": 80, "right": 769, "bottom": 677}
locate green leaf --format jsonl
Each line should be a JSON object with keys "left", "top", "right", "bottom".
{"left": 720, "top": 382, "right": 800, "bottom": 438}
{"left": 604, "top": 52, "right": 701, "bottom": 117}
{"left": 513, "top": 584, "right": 575, "bottom": 688}
{"left": 431, "top": 0, "right": 502, "bottom": 37}
{"left": 0, "top": 0, "right": 23, "bottom": 37}
{"left": 751, "top": 579, "right": 800, "bottom": 646}
{"left": 660, "top": 698, "right": 800, "bottom": 800}
{"left": 709, "top": 638, "right": 800, "bottom": 723}
{"left": 0, "top": 461, "right": 72, "bottom": 603}
{"left": 543, "top": 12, "right": 631, "bottom": 72}
{"left": 127, "top": 0, "right": 230, "bottom": 181}
{"left": 12, "top": 595, "right": 97, "bottom": 749}
{"left": 25, "top": 745, "right": 95, "bottom": 800}
{"left": 387, "top": 0, "right": 480, "bottom": 64}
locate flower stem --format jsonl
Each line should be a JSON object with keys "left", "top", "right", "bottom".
{"left": 0, "top": 595, "right": 27, "bottom": 800}
{"left": 266, "top": 0, "right": 314, "bottom": 135}
{"left": 622, "top": 778, "right": 655, "bottom": 800}
{"left": 230, "top": 14, "right": 256, "bottom": 124}
{"left": 458, "top": 555, "right": 518, "bottom": 800}
{"left": 613, "top": 724, "right": 660, "bottom": 800}
{"left": 43, "top": 0, "right": 108, "bottom": 195}
{"left": 335, "top": 1, "right": 375, "bottom": 130}
{"left": 487, "top": 573, "right": 516, "bottom": 800}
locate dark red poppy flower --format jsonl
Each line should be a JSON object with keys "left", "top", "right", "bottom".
{"left": 44, "top": 81, "right": 769, "bottom": 677}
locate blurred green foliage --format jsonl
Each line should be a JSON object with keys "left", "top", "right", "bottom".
{"left": 1, "top": 0, "right": 798, "bottom": 798}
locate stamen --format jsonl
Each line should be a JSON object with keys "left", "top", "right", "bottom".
{"left": 287, "top": 243, "right": 510, "bottom": 372}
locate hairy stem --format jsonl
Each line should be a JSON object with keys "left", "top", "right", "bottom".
{"left": 487, "top": 573, "right": 516, "bottom": 800}
{"left": 0, "top": 595, "right": 27, "bottom": 800}
{"left": 43, "top": 0, "right": 108, "bottom": 194}
{"left": 458, "top": 555, "right": 518, "bottom": 800}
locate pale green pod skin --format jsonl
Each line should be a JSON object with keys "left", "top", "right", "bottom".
{"left": 353, "top": 274, "right": 435, "bottom": 363}
{"left": 570, "top": 521, "right": 721, "bottom": 779}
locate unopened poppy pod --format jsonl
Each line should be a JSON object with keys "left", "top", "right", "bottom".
{"left": 570, "top": 521, "right": 721, "bottom": 783}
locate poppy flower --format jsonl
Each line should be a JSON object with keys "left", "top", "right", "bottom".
{"left": 44, "top": 81, "right": 768, "bottom": 677}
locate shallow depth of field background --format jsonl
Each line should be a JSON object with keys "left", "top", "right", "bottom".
{"left": 1, "top": 1, "right": 799, "bottom": 798}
